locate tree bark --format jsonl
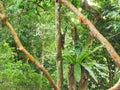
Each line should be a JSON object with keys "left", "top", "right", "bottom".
{"left": 0, "top": 3, "right": 58, "bottom": 90}
{"left": 68, "top": 25, "right": 79, "bottom": 90}
{"left": 60, "top": 0, "right": 120, "bottom": 67}
{"left": 68, "top": 64, "right": 76, "bottom": 90}
{"left": 55, "top": 0, "right": 63, "bottom": 90}
{"left": 79, "top": 67, "right": 88, "bottom": 90}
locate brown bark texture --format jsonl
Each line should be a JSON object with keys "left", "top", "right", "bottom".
{"left": 60, "top": 0, "right": 120, "bottom": 67}
{"left": 68, "top": 64, "right": 76, "bottom": 90}
{"left": 79, "top": 67, "right": 88, "bottom": 90}
{"left": 0, "top": 3, "right": 58, "bottom": 90}
{"left": 55, "top": 0, "right": 63, "bottom": 90}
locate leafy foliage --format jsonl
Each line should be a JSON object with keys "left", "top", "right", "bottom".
{"left": 0, "top": 42, "right": 41, "bottom": 89}
{"left": 0, "top": 0, "right": 120, "bottom": 90}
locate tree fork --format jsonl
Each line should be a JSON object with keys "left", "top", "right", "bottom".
{"left": 0, "top": 3, "right": 59, "bottom": 90}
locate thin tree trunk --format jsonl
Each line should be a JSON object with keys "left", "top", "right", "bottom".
{"left": 68, "top": 64, "right": 76, "bottom": 90}
{"left": 55, "top": 0, "right": 63, "bottom": 90}
{"left": 79, "top": 67, "right": 88, "bottom": 90}
{"left": 68, "top": 25, "right": 78, "bottom": 90}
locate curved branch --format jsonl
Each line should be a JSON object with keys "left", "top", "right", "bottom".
{"left": 60, "top": 0, "right": 120, "bottom": 67}
{"left": 0, "top": 3, "right": 58, "bottom": 90}
{"left": 108, "top": 79, "right": 120, "bottom": 90}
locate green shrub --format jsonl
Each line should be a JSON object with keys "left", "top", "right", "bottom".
{"left": 0, "top": 42, "right": 41, "bottom": 90}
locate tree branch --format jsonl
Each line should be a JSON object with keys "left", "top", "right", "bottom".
{"left": 0, "top": 3, "right": 58, "bottom": 90}
{"left": 60, "top": 0, "right": 120, "bottom": 67}
{"left": 108, "top": 79, "right": 120, "bottom": 90}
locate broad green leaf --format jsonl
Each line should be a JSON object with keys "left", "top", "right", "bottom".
{"left": 74, "top": 63, "right": 81, "bottom": 82}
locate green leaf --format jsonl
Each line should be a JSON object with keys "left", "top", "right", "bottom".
{"left": 77, "top": 50, "right": 90, "bottom": 63}
{"left": 64, "top": 55, "right": 75, "bottom": 63}
{"left": 63, "top": 49, "right": 76, "bottom": 63}
{"left": 82, "top": 64, "right": 98, "bottom": 83}
{"left": 114, "top": 71, "right": 120, "bottom": 82}
{"left": 91, "top": 45, "right": 103, "bottom": 53}
{"left": 77, "top": 45, "right": 103, "bottom": 63}
{"left": 76, "top": 46, "right": 90, "bottom": 63}
{"left": 74, "top": 63, "right": 81, "bottom": 82}
{"left": 94, "top": 63, "right": 108, "bottom": 71}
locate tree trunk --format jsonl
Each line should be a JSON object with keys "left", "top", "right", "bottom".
{"left": 68, "top": 25, "right": 79, "bottom": 90}
{"left": 68, "top": 64, "right": 76, "bottom": 90}
{"left": 55, "top": 0, "right": 63, "bottom": 90}
{"left": 79, "top": 67, "right": 88, "bottom": 90}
